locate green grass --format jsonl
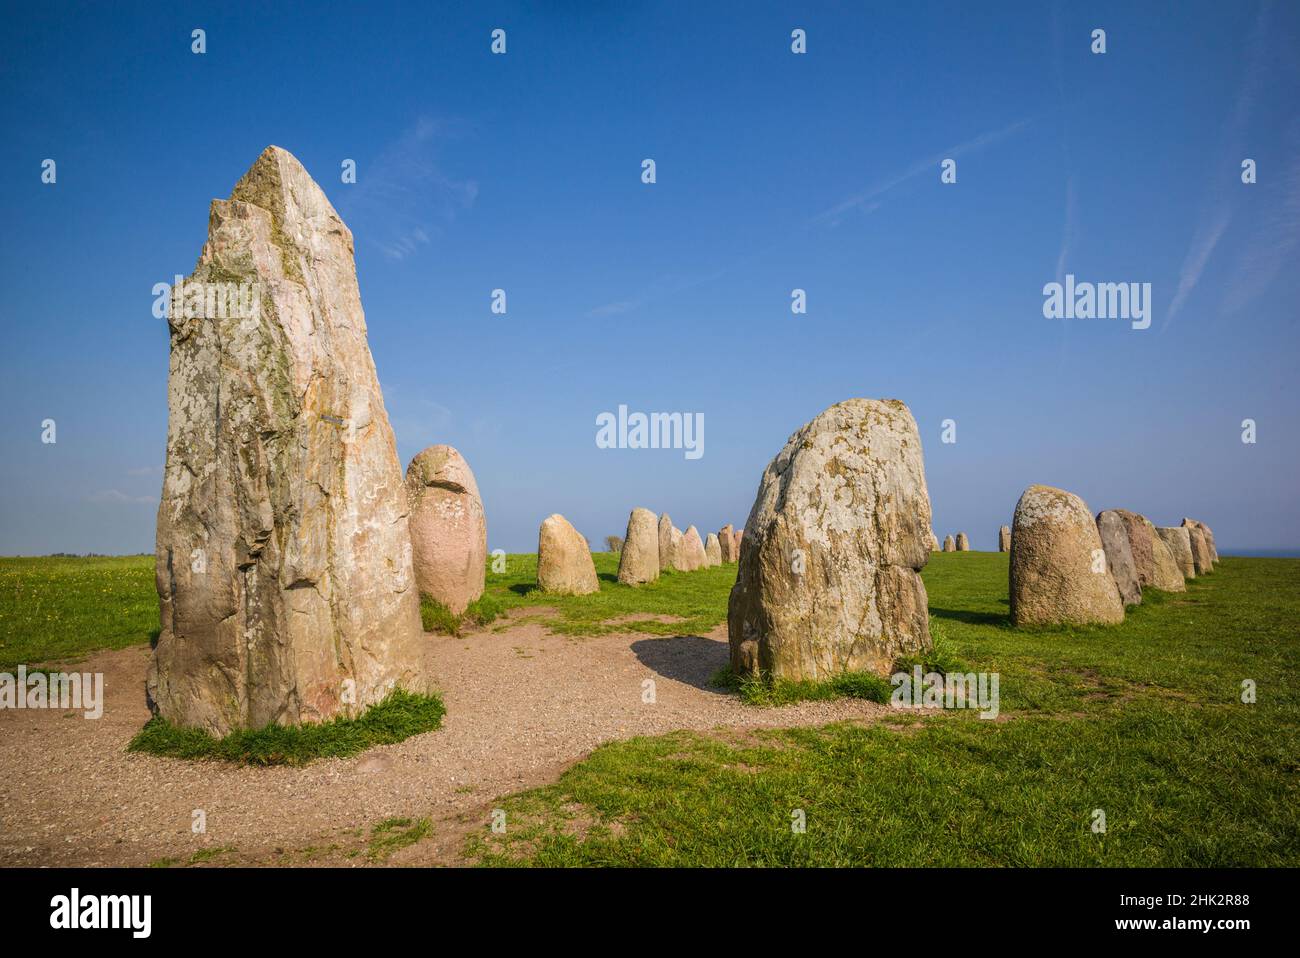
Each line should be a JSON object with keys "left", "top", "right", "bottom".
{"left": 472, "top": 552, "right": 737, "bottom": 637}
{"left": 367, "top": 817, "right": 432, "bottom": 861}
{"left": 470, "top": 553, "right": 1300, "bottom": 867}
{"left": 127, "top": 688, "right": 446, "bottom": 766}
{"left": 0, "top": 555, "right": 157, "bottom": 670}
{"left": 420, "top": 592, "right": 506, "bottom": 635}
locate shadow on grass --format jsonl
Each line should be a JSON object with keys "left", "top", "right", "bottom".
{"left": 630, "top": 634, "right": 730, "bottom": 694}
{"left": 929, "top": 606, "right": 1010, "bottom": 627}
{"left": 509, "top": 583, "right": 540, "bottom": 597}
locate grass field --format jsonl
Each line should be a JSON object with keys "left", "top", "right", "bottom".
{"left": 2, "top": 550, "right": 1297, "bottom": 866}
{"left": 469, "top": 553, "right": 1300, "bottom": 867}
{"left": 0, "top": 554, "right": 156, "bottom": 671}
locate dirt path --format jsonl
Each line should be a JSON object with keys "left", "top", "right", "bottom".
{"left": 0, "top": 619, "right": 891, "bottom": 867}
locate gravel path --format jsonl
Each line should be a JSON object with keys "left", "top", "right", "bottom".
{"left": 0, "top": 620, "right": 890, "bottom": 867}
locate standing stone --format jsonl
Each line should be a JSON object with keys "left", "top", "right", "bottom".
{"left": 1187, "top": 519, "right": 1219, "bottom": 563}
{"left": 1183, "top": 523, "right": 1213, "bottom": 575}
{"left": 669, "top": 525, "right": 686, "bottom": 570}
{"left": 929, "top": 528, "right": 940, "bottom": 551}
{"left": 727, "top": 398, "right": 932, "bottom": 680}
{"left": 1182, "top": 519, "right": 1217, "bottom": 568}
{"left": 1156, "top": 527, "right": 1197, "bottom": 579}
{"left": 538, "top": 514, "right": 599, "bottom": 595}
{"left": 733, "top": 530, "right": 743, "bottom": 554}
{"left": 617, "top": 507, "right": 660, "bottom": 586}
{"left": 1009, "top": 485, "right": 1124, "bottom": 627}
{"left": 150, "top": 146, "right": 426, "bottom": 736}
{"left": 942, "top": 535, "right": 956, "bottom": 552}
{"left": 680, "top": 525, "right": 707, "bottom": 571}
{"left": 955, "top": 532, "right": 970, "bottom": 551}
{"left": 1141, "top": 516, "right": 1187, "bottom": 592}
{"left": 1113, "top": 509, "right": 1156, "bottom": 587}
{"left": 704, "top": 533, "right": 722, "bottom": 567}
{"left": 718, "top": 524, "right": 737, "bottom": 562}
{"left": 998, "top": 525, "right": 1011, "bottom": 552}
{"left": 1096, "top": 510, "right": 1141, "bottom": 606}
{"left": 406, "top": 445, "right": 486, "bottom": 616}
{"left": 657, "top": 513, "right": 674, "bottom": 571}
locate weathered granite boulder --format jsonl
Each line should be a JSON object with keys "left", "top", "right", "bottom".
{"left": 657, "top": 513, "right": 674, "bottom": 571}
{"left": 998, "top": 525, "right": 1011, "bottom": 552}
{"left": 1112, "top": 509, "right": 1155, "bottom": 587}
{"left": 1141, "top": 515, "right": 1187, "bottom": 592}
{"left": 1182, "top": 519, "right": 1216, "bottom": 571}
{"left": 704, "top": 532, "right": 722, "bottom": 567}
{"left": 929, "top": 528, "right": 941, "bottom": 551}
{"left": 727, "top": 398, "right": 932, "bottom": 680}
{"left": 1009, "top": 485, "right": 1124, "bottom": 627}
{"left": 1096, "top": 510, "right": 1141, "bottom": 606}
{"left": 669, "top": 525, "right": 686, "bottom": 570}
{"left": 680, "top": 525, "right": 707, "bottom": 571}
{"left": 1156, "top": 526, "right": 1196, "bottom": 579}
{"left": 955, "top": 532, "right": 970, "bottom": 551}
{"left": 538, "top": 514, "right": 599, "bottom": 594}
{"left": 406, "top": 445, "right": 486, "bottom": 616}
{"left": 617, "top": 507, "right": 660, "bottom": 585}
{"left": 718, "top": 524, "right": 737, "bottom": 562}
{"left": 1184, "top": 524, "right": 1213, "bottom": 575}
{"left": 942, "top": 535, "right": 956, "bottom": 552}
{"left": 150, "top": 146, "right": 427, "bottom": 735}
{"left": 1183, "top": 519, "right": 1219, "bottom": 563}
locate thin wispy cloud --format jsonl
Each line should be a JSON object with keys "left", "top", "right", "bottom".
{"left": 1054, "top": 175, "right": 1078, "bottom": 285}
{"left": 1164, "top": 2, "right": 1274, "bottom": 329}
{"left": 340, "top": 116, "right": 478, "bottom": 261}
{"left": 811, "top": 118, "right": 1032, "bottom": 227}
{"left": 1220, "top": 143, "right": 1300, "bottom": 316}
{"left": 585, "top": 300, "right": 641, "bottom": 319}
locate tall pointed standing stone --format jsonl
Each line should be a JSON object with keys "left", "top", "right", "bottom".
{"left": 657, "top": 513, "right": 674, "bottom": 571}
{"left": 150, "top": 146, "right": 427, "bottom": 736}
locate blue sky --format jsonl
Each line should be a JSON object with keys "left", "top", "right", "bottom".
{"left": 1, "top": 1, "right": 1297, "bottom": 555}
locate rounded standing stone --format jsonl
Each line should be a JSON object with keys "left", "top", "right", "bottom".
{"left": 617, "top": 507, "right": 660, "bottom": 586}
{"left": 1009, "top": 484, "right": 1124, "bottom": 627}
{"left": 538, "top": 514, "right": 599, "bottom": 595}
{"left": 406, "top": 445, "right": 487, "bottom": 616}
